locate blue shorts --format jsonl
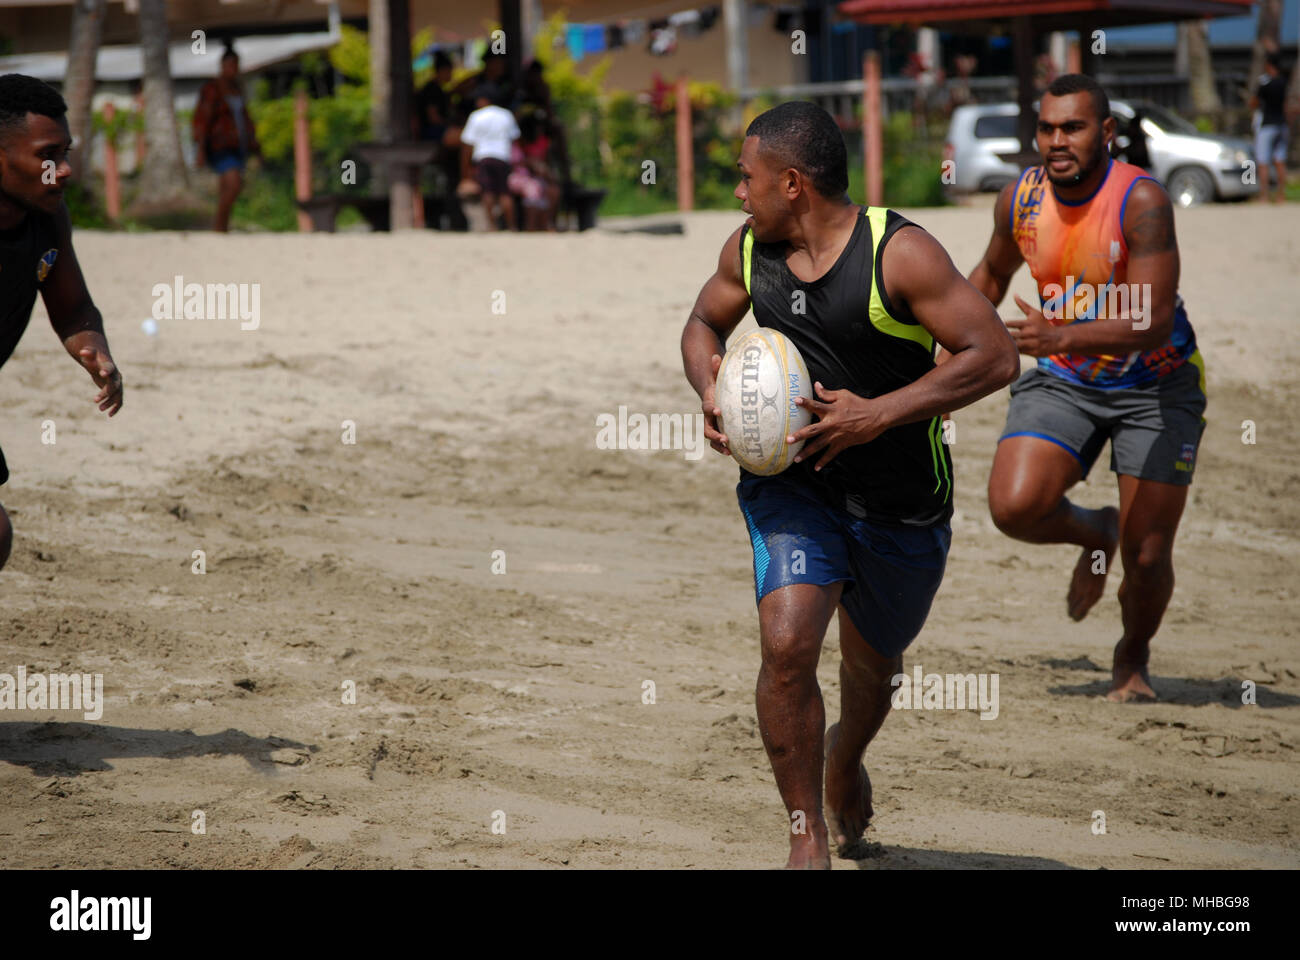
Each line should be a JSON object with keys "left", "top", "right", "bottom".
{"left": 1255, "top": 124, "right": 1288, "bottom": 165}
{"left": 209, "top": 150, "right": 246, "bottom": 174}
{"left": 736, "top": 472, "right": 950, "bottom": 658}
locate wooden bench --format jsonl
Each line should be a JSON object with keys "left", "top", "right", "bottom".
{"left": 299, "top": 140, "right": 467, "bottom": 232}
{"left": 295, "top": 194, "right": 392, "bottom": 232}
{"left": 297, "top": 192, "right": 477, "bottom": 232}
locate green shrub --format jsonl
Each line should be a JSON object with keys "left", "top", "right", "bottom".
{"left": 62, "top": 179, "right": 113, "bottom": 229}
{"left": 228, "top": 165, "right": 299, "bottom": 232}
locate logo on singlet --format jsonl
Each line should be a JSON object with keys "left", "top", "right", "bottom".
{"left": 37, "top": 248, "right": 58, "bottom": 283}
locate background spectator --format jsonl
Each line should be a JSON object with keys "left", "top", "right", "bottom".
{"left": 510, "top": 112, "right": 561, "bottom": 231}
{"left": 1250, "top": 53, "right": 1291, "bottom": 204}
{"left": 192, "top": 43, "right": 261, "bottom": 232}
{"left": 414, "top": 51, "right": 454, "bottom": 144}
{"left": 460, "top": 88, "right": 520, "bottom": 231}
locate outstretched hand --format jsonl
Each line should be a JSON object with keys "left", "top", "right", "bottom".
{"left": 78, "top": 347, "right": 123, "bottom": 416}
{"left": 1006, "top": 294, "right": 1063, "bottom": 358}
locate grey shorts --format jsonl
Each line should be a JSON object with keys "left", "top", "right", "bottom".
{"left": 1001, "top": 361, "right": 1206, "bottom": 486}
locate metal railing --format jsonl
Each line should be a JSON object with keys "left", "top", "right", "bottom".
{"left": 739, "top": 73, "right": 1252, "bottom": 122}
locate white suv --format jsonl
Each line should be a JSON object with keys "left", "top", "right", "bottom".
{"left": 943, "top": 99, "right": 1257, "bottom": 206}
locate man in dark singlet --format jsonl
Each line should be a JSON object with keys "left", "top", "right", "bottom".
{"left": 1250, "top": 53, "right": 1291, "bottom": 204}
{"left": 0, "top": 75, "right": 124, "bottom": 571}
{"left": 682, "top": 101, "right": 1018, "bottom": 868}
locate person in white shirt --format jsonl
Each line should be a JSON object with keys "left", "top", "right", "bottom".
{"left": 459, "top": 90, "right": 520, "bottom": 231}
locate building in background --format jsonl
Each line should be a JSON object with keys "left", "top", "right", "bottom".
{"left": 0, "top": 1, "right": 803, "bottom": 92}
{"left": 3, "top": 1, "right": 1295, "bottom": 103}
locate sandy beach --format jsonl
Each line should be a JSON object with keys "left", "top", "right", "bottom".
{"left": 0, "top": 202, "right": 1296, "bottom": 869}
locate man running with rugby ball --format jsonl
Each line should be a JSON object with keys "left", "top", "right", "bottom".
{"left": 964, "top": 74, "right": 1205, "bottom": 702}
{"left": 0, "top": 75, "right": 124, "bottom": 570}
{"left": 682, "top": 101, "right": 1017, "bottom": 868}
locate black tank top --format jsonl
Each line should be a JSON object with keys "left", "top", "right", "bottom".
{"left": 739, "top": 205, "right": 952, "bottom": 526}
{"left": 0, "top": 210, "right": 59, "bottom": 370}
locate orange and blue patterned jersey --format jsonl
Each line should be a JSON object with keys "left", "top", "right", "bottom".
{"left": 1010, "top": 157, "right": 1197, "bottom": 388}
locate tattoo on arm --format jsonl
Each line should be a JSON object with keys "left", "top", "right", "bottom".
{"left": 1127, "top": 201, "right": 1175, "bottom": 255}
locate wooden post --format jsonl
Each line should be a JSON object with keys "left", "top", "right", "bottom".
{"left": 724, "top": 0, "right": 748, "bottom": 130}
{"left": 388, "top": 0, "right": 414, "bottom": 230}
{"left": 369, "top": 0, "right": 391, "bottom": 143}
{"left": 863, "top": 50, "right": 882, "bottom": 207}
{"left": 293, "top": 89, "right": 312, "bottom": 232}
{"left": 676, "top": 75, "right": 693, "bottom": 212}
{"left": 501, "top": 0, "right": 523, "bottom": 85}
{"left": 724, "top": 0, "right": 747, "bottom": 96}
{"left": 102, "top": 100, "right": 121, "bottom": 222}
{"left": 412, "top": 169, "right": 424, "bottom": 228}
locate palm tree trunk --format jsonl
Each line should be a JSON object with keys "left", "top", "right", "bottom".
{"left": 1182, "top": 21, "right": 1220, "bottom": 114}
{"left": 64, "top": 0, "right": 106, "bottom": 189}
{"left": 132, "top": 0, "right": 189, "bottom": 211}
{"left": 369, "top": 0, "right": 391, "bottom": 140}
{"left": 1249, "top": 0, "right": 1283, "bottom": 92}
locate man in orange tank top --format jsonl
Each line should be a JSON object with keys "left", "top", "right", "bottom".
{"left": 966, "top": 75, "right": 1206, "bottom": 703}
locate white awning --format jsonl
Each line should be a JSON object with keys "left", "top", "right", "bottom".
{"left": 0, "top": 29, "right": 339, "bottom": 83}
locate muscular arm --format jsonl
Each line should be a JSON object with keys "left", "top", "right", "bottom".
{"left": 969, "top": 181, "right": 1024, "bottom": 307}
{"left": 871, "top": 226, "right": 1020, "bottom": 429}
{"left": 936, "top": 182, "right": 1022, "bottom": 369}
{"left": 40, "top": 204, "right": 123, "bottom": 416}
{"left": 1055, "top": 178, "right": 1178, "bottom": 355}
{"left": 681, "top": 226, "right": 751, "bottom": 454}
{"left": 681, "top": 226, "right": 750, "bottom": 399}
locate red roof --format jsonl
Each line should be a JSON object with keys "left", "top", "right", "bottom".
{"left": 837, "top": 0, "right": 1254, "bottom": 25}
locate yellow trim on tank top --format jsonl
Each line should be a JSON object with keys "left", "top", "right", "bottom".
{"left": 742, "top": 228, "right": 754, "bottom": 295}
{"left": 865, "top": 206, "right": 933, "bottom": 351}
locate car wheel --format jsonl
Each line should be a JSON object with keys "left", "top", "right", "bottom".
{"left": 979, "top": 176, "right": 1015, "bottom": 192}
{"left": 1166, "top": 166, "right": 1216, "bottom": 207}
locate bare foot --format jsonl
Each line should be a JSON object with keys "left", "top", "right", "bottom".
{"left": 1068, "top": 506, "right": 1119, "bottom": 621}
{"left": 1108, "top": 649, "right": 1158, "bottom": 702}
{"left": 824, "top": 723, "right": 873, "bottom": 856}
{"left": 785, "top": 832, "right": 831, "bottom": 870}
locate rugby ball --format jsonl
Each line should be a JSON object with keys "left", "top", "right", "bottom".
{"left": 715, "top": 327, "right": 813, "bottom": 476}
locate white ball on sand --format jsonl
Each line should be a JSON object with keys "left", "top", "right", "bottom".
{"left": 715, "top": 327, "right": 813, "bottom": 476}
{"left": 141, "top": 318, "right": 158, "bottom": 336}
